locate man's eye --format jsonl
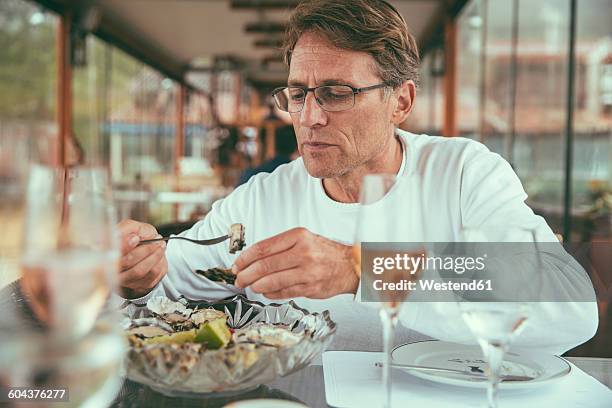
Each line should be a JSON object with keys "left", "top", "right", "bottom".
{"left": 320, "top": 88, "right": 351, "bottom": 100}
{"left": 288, "top": 90, "right": 304, "bottom": 101}
{"left": 329, "top": 93, "right": 350, "bottom": 99}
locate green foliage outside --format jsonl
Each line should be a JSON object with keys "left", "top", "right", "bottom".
{"left": 0, "top": 0, "right": 57, "bottom": 122}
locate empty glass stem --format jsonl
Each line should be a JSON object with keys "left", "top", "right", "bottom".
{"left": 379, "top": 308, "right": 398, "bottom": 408}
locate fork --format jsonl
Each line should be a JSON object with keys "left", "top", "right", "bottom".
{"left": 137, "top": 234, "right": 229, "bottom": 246}
{"left": 374, "top": 362, "right": 534, "bottom": 381}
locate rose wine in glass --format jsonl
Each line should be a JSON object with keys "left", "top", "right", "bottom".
{"left": 20, "top": 165, "right": 119, "bottom": 339}
{"left": 355, "top": 174, "right": 425, "bottom": 408}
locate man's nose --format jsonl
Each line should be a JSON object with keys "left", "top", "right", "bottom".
{"left": 299, "top": 92, "right": 328, "bottom": 128}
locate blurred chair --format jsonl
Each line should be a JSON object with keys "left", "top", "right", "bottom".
{"left": 236, "top": 125, "right": 298, "bottom": 186}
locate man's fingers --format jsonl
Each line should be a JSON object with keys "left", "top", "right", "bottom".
{"left": 233, "top": 227, "right": 308, "bottom": 272}
{"left": 234, "top": 250, "right": 300, "bottom": 289}
{"left": 117, "top": 219, "right": 142, "bottom": 236}
{"left": 119, "top": 246, "right": 166, "bottom": 285}
{"left": 118, "top": 220, "right": 160, "bottom": 254}
{"left": 249, "top": 268, "right": 305, "bottom": 294}
{"left": 118, "top": 220, "right": 143, "bottom": 253}
{"left": 121, "top": 241, "right": 165, "bottom": 270}
{"left": 121, "top": 234, "right": 142, "bottom": 254}
{"left": 264, "top": 283, "right": 310, "bottom": 300}
{"left": 118, "top": 219, "right": 158, "bottom": 239}
{"left": 136, "top": 223, "right": 159, "bottom": 239}
{"left": 125, "top": 255, "right": 168, "bottom": 292}
{"left": 116, "top": 221, "right": 165, "bottom": 299}
{"left": 146, "top": 255, "right": 168, "bottom": 288}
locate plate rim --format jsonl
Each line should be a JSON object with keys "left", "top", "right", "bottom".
{"left": 390, "top": 339, "right": 571, "bottom": 389}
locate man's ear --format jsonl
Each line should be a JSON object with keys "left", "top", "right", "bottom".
{"left": 391, "top": 80, "right": 416, "bottom": 126}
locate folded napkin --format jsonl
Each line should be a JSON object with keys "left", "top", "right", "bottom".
{"left": 323, "top": 351, "right": 612, "bottom": 407}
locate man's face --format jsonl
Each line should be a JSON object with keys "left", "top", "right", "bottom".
{"left": 288, "top": 32, "right": 397, "bottom": 179}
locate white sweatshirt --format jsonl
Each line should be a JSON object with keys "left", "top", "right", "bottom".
{"left": 126, "top": 130, "right": 598, "bottom": 355}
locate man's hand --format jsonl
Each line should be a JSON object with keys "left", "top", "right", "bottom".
{"left": 232, "top": 227, "right": 358, "bottom": 299}
{"left": 118, "top": 219, "right": 168, "bottom": 299}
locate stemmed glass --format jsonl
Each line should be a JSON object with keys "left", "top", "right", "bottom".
{"left": 355, "top": 174, "right": 425, "bottom": 408}
{"left": 4, "top": 164, "right": 126, "bottom": 407}
{"left": 456, "top": 225, "right": 543, "bottom": 408}
{"left": 0, "top": 324, "right": 126, "bottom": 408}
{"left": 20, "top": 164, "right": 120, "bottom": 339}
{"left": 0, "top": 134, "right": 28, "bottom": 288}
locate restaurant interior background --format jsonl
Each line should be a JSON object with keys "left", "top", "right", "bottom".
{"left": 0, "top": 0, "right": 610, "bottom": 357}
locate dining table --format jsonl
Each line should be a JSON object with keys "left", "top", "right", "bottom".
{"left": 108, "top": 356, "right": 611, "bottom": 408}
{"left": 1, "top": 280, "right": 610, "bottom": 408}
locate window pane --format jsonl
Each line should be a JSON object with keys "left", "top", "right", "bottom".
{"left": 0, "top": 0, "right": 58, "bottom": 165}
{"left": 72, "top": 36, "right": 111, "bottom": 166}
{"left": 572, "top": 0, "right": 612, "bottom": 242}
{"left": 570, "top": 0, "right": 612, "bottom": 359}
{"left": 184, "top": 91, "right": 214, "bottom": 166}
{"left": 456, "top": 0, "right": 484, "bottom": 140}
{"left": 108, "top": 46, "right": 143, "bottom": 185}
{"left": 482, "top": 0, "right": 514, "bottom": 155}
{"left": 107, "top": 48, "right": 150, "bottom": 222}
{"left": 405, "top": 52, "right": 433, "bottom": 133}
{"left": 108, "top": 49, "right": 181, "bottom": 224}
{"left": 513, "top": 0, "right": 570, "bottom": 233}
{"left": 405, "top": 47, "right": 445, "bottom": 136}
{"left": 0, "top": 0, "right": 57, "bottom": 287}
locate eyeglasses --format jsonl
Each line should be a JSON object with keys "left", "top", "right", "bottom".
{"left": 272, "top": 82, "right": 391, "bottom": 113}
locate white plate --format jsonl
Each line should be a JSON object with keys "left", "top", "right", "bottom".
{"left": 391, "top": 340, "right": 571, "bottom": 390}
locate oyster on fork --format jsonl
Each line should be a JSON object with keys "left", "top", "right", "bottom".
{"left": 137, "top": 223, "right": 246, "bottom": 254}
{"left": 228, "top": 223, "right": 246, "bottom": 254}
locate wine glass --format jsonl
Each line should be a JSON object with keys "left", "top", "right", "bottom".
{"left": 456, "top": 225, "right": 543, "bottom": 408}
{"left": 0, "top": 322, "right": 126, "bottom": 408}
{"left": 355, "top": 174, "right": 426, "bottom": 408}
{"left": 20, "top": 164, "right": 120, "bottom": 340}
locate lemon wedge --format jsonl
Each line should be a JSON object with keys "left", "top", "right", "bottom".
{"left": 195, "top": 317, "right": 232, "bottom": 349}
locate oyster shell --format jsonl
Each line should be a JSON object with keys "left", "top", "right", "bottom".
{"left": 123, "top": 317, "right": 174, "bottom": 341}
{"left": 138, "top": 342, "right": 204, "bottom": 375}
{"left": 128, "top": 334, "right": 145, "bottom": 348}
{"left": 146, "top": 297, "right": 193, "bottom": 326}
{"left": 195, "top": 267, "right": 236, "bottom": 285}
{"left": 234, "top": 323, "right": 303, "bottom": 348}
{"left": 128, "top": 325, "right": 173, "bottom": 339}
{"left": 190, "top": 308, "right": 227, "bottom": 325}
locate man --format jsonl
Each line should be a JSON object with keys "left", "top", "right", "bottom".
{"left": 118, "top": 0, "right": 597, "bottom": 354}
{"left": 237, "top": 125, "right": 299, "bottom": 186}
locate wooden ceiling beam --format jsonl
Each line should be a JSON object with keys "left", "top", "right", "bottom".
{"left": 230, "top": 0, "right": 300, "bottom": 10}
{"left": 245, "top": 21, "right": 287, "bottom": 34}
{"left": 253, "top": 37, "right": 283, "bottom": 48}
